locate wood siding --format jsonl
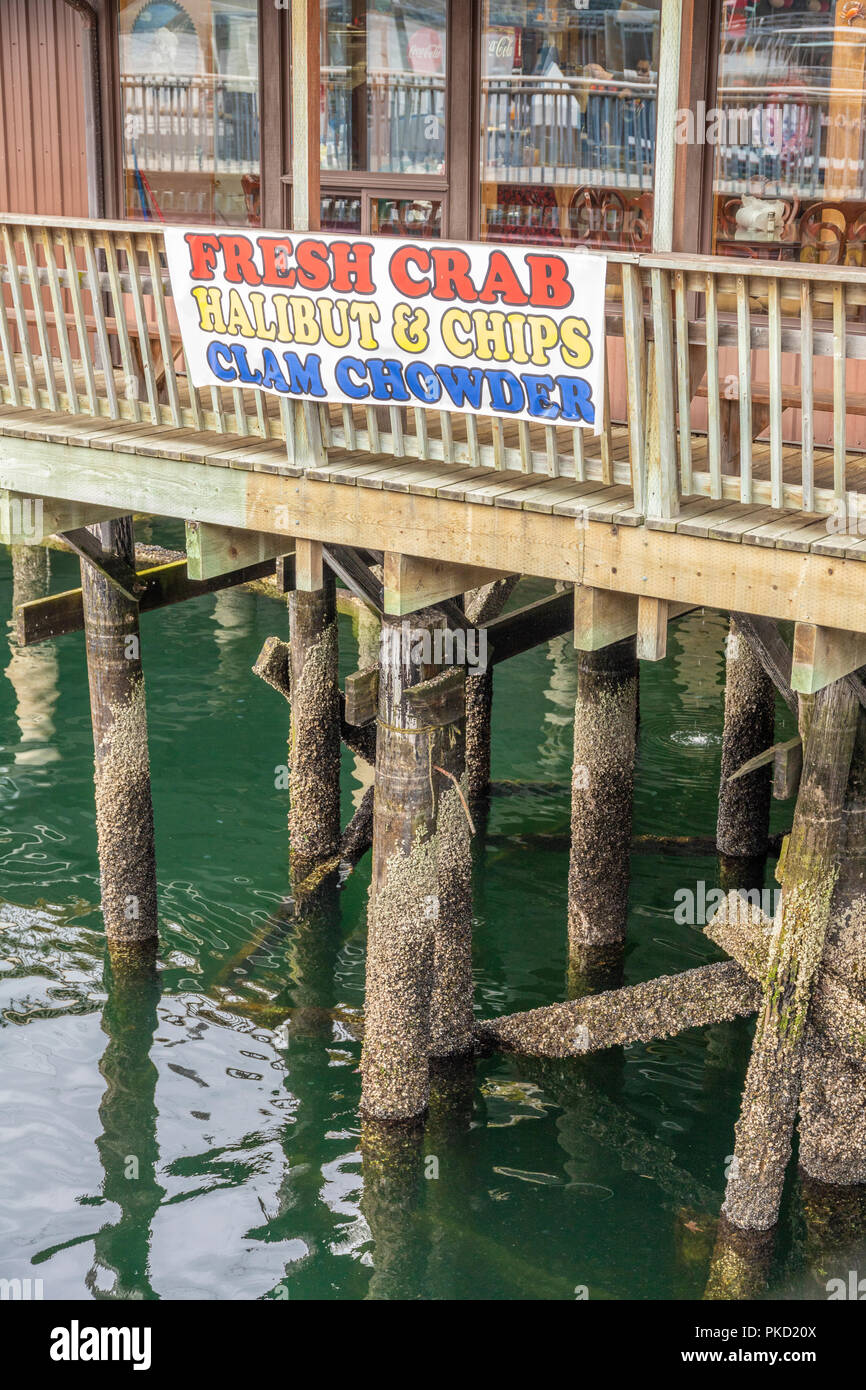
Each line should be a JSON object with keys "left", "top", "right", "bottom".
{"left": 0, "top": 0, "right": 88, "bottom": 217}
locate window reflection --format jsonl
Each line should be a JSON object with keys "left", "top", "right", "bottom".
{"left": 118, "top": 0, "right": 260, "bottom": 225}
{"left": 713, "top": 1, "right": 866, "bottom": 264}
{"left": 321, "top": 193, "right": 363, "bottom": 232}
{"left": 371, "top": 197, "right": 442, "bottom": 236}
{"left": 321, "top": 1, "right": 447, "bottom": 174}
{"left": 480, "top": 0, "right": 661, "bottom": 250}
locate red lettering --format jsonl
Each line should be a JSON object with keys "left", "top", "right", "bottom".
{"left": 526, "top": 254, "right": 573, "bottom": 309}
{"left": 220, "top": 235, "right": 261, "bottom": 286}
{"left": 477, "top": 250, "right": 529, "bottom": 306}
{"left": 259, "top": 237, "right": 295, "bottom": 285}
{"left": 185, "top": 233, "right": 221, "bottom": 281}
{"left": 295, "top": 239, "right": 331, "bottom": 291}
{"left": 430, "top": 248, "right": 477, "bottom": 303}
{"left": 390, "top": 246, "right": 431, "bottom": 298}
{"left": 331, "top": 241, "right": 375, "bottom": 294}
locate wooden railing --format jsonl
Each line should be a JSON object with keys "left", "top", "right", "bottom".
{"left": 638, "top": 252, "right": 866, "bottom": 521}
{"left": 0, "top": 213, "right": 632, "bottom": 490}
{"left": 3, "top": 214, "right": 866, "bottom": 527}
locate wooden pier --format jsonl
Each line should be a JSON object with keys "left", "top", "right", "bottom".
{"left": 3, "top": 204, "right": 866, "bottom": 1289}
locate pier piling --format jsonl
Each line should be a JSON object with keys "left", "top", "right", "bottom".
{"left": 80, "top": 517, "right": 157, "bottom": 945}
{"left": 567, "top": 636, "right": 638, "bottom": 991}
{"left": 288, "top": 543, "right": 341, "bottom": 889}
{"left": 717, "top": 618, "right": 776, "bottom": 863}
{"left": 798, "top": 707, "right": 866, "bottom": 1186}
{"left": 722, "top": 675, "right": 860, "bottom": 1231}
{"left": 361, "top": 607, "right": 472, "bottom": 1122}
{"left": 463, "top": 575, "right": 518, "bottom": 805}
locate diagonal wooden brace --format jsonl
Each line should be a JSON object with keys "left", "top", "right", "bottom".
{"left": 704, "top": 889, "right": 866, "bottom": 1069}
{"left": 474, "top": 960, "right": 759, "bottom": 1058}
{"left": 60, "top": 525, "right": 143, "bottom": 602}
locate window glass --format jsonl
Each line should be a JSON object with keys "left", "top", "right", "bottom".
{"left": 321, "top": 193, "right": 363, "bottom": 232}
{"left": 713, "top": 1, "right": 866, "bottom": 264}
{"left": 118, "top": 0, "right": 260, "bottom": 224}
{"left": 321, "top": 1, "right": 447, "bottom": 173}
{"left": 480, "top": 0, "right": 661, "bottom": 249}
{"left": 371, "top": 196, "right": 442, "bottom": 235}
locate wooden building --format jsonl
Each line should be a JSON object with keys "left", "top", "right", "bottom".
{"left": 4, "top": 0, "right": 866, "bottom": 1268}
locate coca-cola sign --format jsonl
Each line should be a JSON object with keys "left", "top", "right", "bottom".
{"left": 407, "top": 26, "right": 444, "bottom": 74}
{"left": 485, "top": 26, "right": 521, "bottom": 74}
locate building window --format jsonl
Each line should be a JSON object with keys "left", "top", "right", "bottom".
{"left": 479, "top": 0, "right": 661, "bottom": 250}
{"left": 118, "top": 0, "right": 261, "bottom": 224}
{"left": 712, "top": 0, "right": 866, "bottom": 265}
{"left": 321, "top": 0, "right": 447, "bottom": 175}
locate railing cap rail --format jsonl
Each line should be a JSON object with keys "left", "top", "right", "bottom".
{"left": 0, "top": 212, "right": 643, "bottom": 263}
{"left": 640, "top": 250, "right": 866, "bottom": 284}
{"left": 5, "top": 213, "right": 866, "bottom": 283}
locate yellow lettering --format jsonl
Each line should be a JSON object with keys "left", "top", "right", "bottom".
{"left": 249, "top": 292, "right": 277, "bottom": 341}
{"left": 225, "top": 288, "right": 256, "bottom": 339}
{"left": 392, "top": 303, "right": 430, "bottom": 354}
{"left": 289, "top": 296, "right": 321, "bottom": 346}
{"left": 349, "top": 301, "right": 381, "bottom": 351}
{"left": 441, "top": 308, "right": 472, "bottom": 358}
{"left": 527, "top": 314, "right": 559, "bottom": 366}
{"left": 471, "top": 310, "right": 510, "bottom": 363}
{"left": 506, "top": 312, "right": 530, "bottom": 365}
{"left": 560, "top": 316, "right": 593, "bottom": 370}
{"left": 319, "top": 297, "right": 352, "bottom": 348}
{"left": 192, "top": 286, "right": 227, "bottom": 335}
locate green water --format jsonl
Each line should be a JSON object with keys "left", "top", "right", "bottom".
{"left": 0, "top": 537, "right": 854, "bottom": 1301}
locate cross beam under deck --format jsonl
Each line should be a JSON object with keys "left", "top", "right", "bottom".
{"left": 3, "top": 433, "right": 866, "bottom": 634}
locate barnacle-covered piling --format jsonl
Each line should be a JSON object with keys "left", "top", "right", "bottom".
{"left": 717, "top": 618, "right": 776, "bottom": 861}
{"left": 80, "top": 518, "right": 157, "bottom": 945}
{"left": 722, "top": 676, "right": 860, "bottom": 1232}
{"left": 475, "top": 959, "right": 759, "bottom": 1057}
{"left": 361, "top": 609, "right": 473, "bottom": 1122}
{"left": 798, "top": 708, "right": 866, "bottom": 1187}
{"left": 463, "top": 576, "right": 518, "bottom": 805}
{"left": 288, "top": 567, "right": 341, "bottom": 888}
{"left": 567, "top": 636, "right": 638, "bottom": 991}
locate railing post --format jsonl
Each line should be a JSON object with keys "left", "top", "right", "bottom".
{"left": 645, "top": 267, "right": 680, "bottom": 521}
{"left": 289, "top": 0, "right": 325, "bottom": 474}
{"left": 622, "top": 262, "right": 647, "bottom": 515}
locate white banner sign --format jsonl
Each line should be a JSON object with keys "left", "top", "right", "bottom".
{"left": 163, "top": 228, "right": 607, "bottom": 431}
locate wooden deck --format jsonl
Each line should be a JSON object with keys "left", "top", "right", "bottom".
{"left": 6, "top": 402, "right": 866, "bottom": 639}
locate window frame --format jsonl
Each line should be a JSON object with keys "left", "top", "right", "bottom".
{"left": 101, "top": 0, "right": 280, "bottom": 225}
{"left": 283, "top": 0, "right": 479, "bottom": 238}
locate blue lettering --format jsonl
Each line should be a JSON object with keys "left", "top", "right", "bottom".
{"left": 231, "top": 345, "right": 263, "bottom": 387}
{"left": 486, "top": 370, "right": 524, "bottom": 414}
{"left": 335, "top": 355, "right": 369, "bottom": 399}
{"left": 282, "top": 351, "right": 326, "bottom": 397}
{"left": 207, "top": 341, "right": 237, "bottom": 382}
{"left": 436, "top": 365, "right": 485, "bottom": 411}
{"left": 524, "top": 373, "right": 559, "bottom": 420}
{"left": 556, "top": 375, "right": 595, "bottom": 425}
{"left": 260, "top": 347, "right": 290, "bottom": 393}
{"left": 368, "top": 358, "right": 410, "bottom": 403}
{"left": 405, "top": 362, "right": 442, "bottom": 404}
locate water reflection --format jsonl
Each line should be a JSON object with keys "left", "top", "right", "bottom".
{"left": 537, "top": 633, "right": 577, "bottom": 780}
{"left": 5, "top": 547, "right": 59, "bottom": 767}
{"left": 87, "top": 943, "right": 164, "bottom": 1300}
{"left": 210, "top": 588, "right": 258, "bottom": 701}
